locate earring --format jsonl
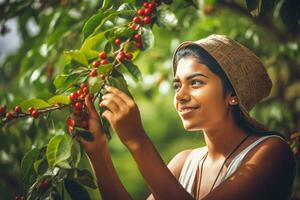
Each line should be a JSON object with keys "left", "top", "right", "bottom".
{"left": 230, "top": 99, "right": 238, "bottom": 105}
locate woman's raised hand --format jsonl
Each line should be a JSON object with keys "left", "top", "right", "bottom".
{"left": 77, "top": 95, "right": 108, "bottom": 155}
{"left": 99, "top": 86, "right": 146, "bottom": 148}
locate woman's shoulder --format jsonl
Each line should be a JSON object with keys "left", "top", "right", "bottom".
{"left": 243, "top": 134, "right": 294, "bottom": 166}
{"left": 167, "top": 146, "right": 207, "bottom": 179}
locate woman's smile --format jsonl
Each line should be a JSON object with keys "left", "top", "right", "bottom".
{"left": 179, "top": 106, "right": 200, "bottom": 118}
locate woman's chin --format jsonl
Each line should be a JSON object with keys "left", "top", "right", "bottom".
{"left": 182, "top": 121, "right": 201, "bottom": 131}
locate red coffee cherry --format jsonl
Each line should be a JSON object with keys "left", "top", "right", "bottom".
{"left": 5, "top": 112, "right": 14, "bottom": 120}
{"left": 144, "top": 16, "right": 151, "bottom": 24}
{"left": 31, "top": 110, "right": 39, "bottom": 118}
{"left": 126, "top": 53, "right": 133, "bottom": 60}
{"left": 83, "top": 87, "right": 89, "bottom": 95}
{"left": 148, "top": 2, "right": 155, "bottom": 10}
{"left": 92, "top": 60, "right": 100, "bottom": 68}
{"left": 38, "top": 180, "right": 49, "bottom": 191}
{"left": 80, "top": 83, "right": 88, "bottom": 89}
{"left": 137, "top": 9, "right": 145, "bottom": 16}
{"left": 116, "top": 51, "right": 126, "bottom": 61}
{"left": 67, "top": 117, "right": 75, "bottom": 127}
{"left": 98, "top": 51, "right": 107, "bottom": 59}
{"left": 144, "top": 8, "right": 152, "bottom": 15}
{"left": 90, "top": 69, "right": 98, "bottom": 77}
{"left": 14, "top": 106, "right": 22, "bottom": 113}
{"left": 0, "top": 106, "right": 5, "bottom": 114}
{"left": 100, "top": 74, "right": 106, "bottom": 80}
{"left": 143, "top": 2, "right": 149, "bottom": 8}
{"left": 135, "top": 42, "right": 142, "bottom": 49}
{"left": 69, "top": 92, "right": 78, "bottom": 101}
{"left": 114, "top": 38, "right": 122, "bottom": 46}
{"left": 100, "top": 59, "right": 109, "bottom": 65}
{"left": 133, "top": 34, "right": 142, "bottom": 42}
{"left": 133, "top": 16, "right": 142, "bottom": 24}
{"left": 130, "top": 24, "right": 137, "bottom": 30}
{"left": 27, "top": 107, "right": 34, "bottom": 113}
{"left": 77, "top": 88, "right": 83, "bottom": 96}
{"left": 74, "top": 102, "right": 82, "bottom": 110}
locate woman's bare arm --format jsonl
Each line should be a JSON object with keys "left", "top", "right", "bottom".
{"left": 202, "top": 137, "right": 295, "bottom": 200}
{"left": 79, "top": 95, "right": 132, "bottom": 200}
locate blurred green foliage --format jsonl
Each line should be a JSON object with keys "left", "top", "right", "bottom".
{"left": 0, "top": 0, "right": 299, "bottom": 199}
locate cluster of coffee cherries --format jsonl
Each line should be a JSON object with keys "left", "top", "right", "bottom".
{"left": 132, "top": 1, "right": 160, "bottom": 26}
{"left": 0, "top": 105, "right": 40, "bottom": 121}
{"left": 67, "top": 83, "right": 91, "bottom": 133}
{"left": 90, "top": 49, "right": 133, "bottom": 78}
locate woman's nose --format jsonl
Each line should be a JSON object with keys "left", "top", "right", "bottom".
{"left": 175, "top": 86, "right": 190, "bottom": 102}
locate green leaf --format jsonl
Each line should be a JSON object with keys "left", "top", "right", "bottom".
{"left": 48, "top": 95, "right": 70, "bottom": 105}
{"left": 98, "top": 63, "right": 113, "bottom": 74}
{"left": 157, "top": 9, "right": 178, "bottom": 29}
{"left": 75, "top": 127, "right": 94, "bottom": 142}
{"left": 46, "top": 135, "right": 73, "bottom": 168}
{"left": 81, "top": 32, "right": 106, "bottom": 53}
{"left": 33, "top": 158, "right": 48, "bottom": 175}
{"left": 20, "top": 99, "right": 51, "bottom": 110}
{"left": 64, "top": 50, "right": 89, "bottom": 66}
{"left": 107, "top": 70, "right": 133, "bottom": 98}
{"left": 117, "top": 3, "right": 136, "bottom": 19}
{"left": 141, "top": 27, "right": 154, "bottom": 50}
{"left": 83, "top": 10, "right": 133, "bottom": 39}
{"left": 114, "top": 27, "right": 134, "bottom": 39}
{"left": 82, "top": 9, "right": 117, "bottom": 39}
{"left": 54, "top": 74, "right": 69, "bottom": 90}
{"left": 21, "top": 148, "right": 40, "bottom": 184}
{"left": 88, "top": 75, "right": 105, "bottom": 94}
{"left": 64, "top": 179, "right": 91, "bottom": 200}
{"left": 53, "top": 73, "right": 83, "bottom": 93}
{"left": 101, "top": 0, "right": 113, "bottom": 9}
{"left": 121, "top": 60, "right": 142, "bottom": 82}
{"left": 74, "top": 169, "right": 97, "bottom": 189}
{"left": 69, "top": 140, "right": 81, "bottom": 168}
{"left": 57, "top": 160, "right": 72, "bottom": 169}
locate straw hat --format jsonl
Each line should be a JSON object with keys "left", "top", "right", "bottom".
{"left": 172, "top": 34, "right": 272, "bottom": 131}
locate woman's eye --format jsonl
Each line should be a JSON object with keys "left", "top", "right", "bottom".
{"left": 173, "top": 83, "right": 180, "bottom": 90}
{"left": 191, "top": 80, "right": 204, "bottom": 86}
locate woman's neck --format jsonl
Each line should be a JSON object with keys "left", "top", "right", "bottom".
{"left": 202, "top": 119, "right": 248, "bottom": 161}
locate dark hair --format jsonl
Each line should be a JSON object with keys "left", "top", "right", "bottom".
{"left": 174, "top": 44, "right": 284, "bottom": 138}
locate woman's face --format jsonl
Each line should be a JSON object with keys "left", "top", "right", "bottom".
{"left": 173, "top": 57, "right": 232, "bottom": 131}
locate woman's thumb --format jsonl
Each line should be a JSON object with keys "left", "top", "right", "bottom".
{"left": 85, "top": 94, "right": 97, "bottom": 117}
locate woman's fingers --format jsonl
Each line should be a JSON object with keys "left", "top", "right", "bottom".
{"left": 105, "top": 86, "right": 134, "bottom": 107}
{"left": 85, "top": 95, "right": 98, "bottom": 119}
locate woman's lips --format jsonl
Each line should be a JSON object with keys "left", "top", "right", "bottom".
{"left": 179, "top": 106, "right": 199, "bottom": 118}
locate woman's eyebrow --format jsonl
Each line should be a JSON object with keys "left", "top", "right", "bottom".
{"left": 173, "top": 72, "right": 209, "bottom": 82}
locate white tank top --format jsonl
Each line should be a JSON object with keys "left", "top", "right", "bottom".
{"left": 178, "top": 135, "right": 285, "bottom": 198}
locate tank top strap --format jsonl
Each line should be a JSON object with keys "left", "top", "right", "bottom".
{"left": 221, "top": 134, "right": 285, "bottom": 182}
{"left": 179, "top": 147, "right": 207, "bottom": 197}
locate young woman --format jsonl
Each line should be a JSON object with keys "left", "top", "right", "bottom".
{"left": 79, "top": 34, "right": 296, "bottom": 200}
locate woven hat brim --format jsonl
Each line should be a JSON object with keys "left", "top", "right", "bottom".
{"left": 172, "top": 41, "right": 269, "bottom": 132}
